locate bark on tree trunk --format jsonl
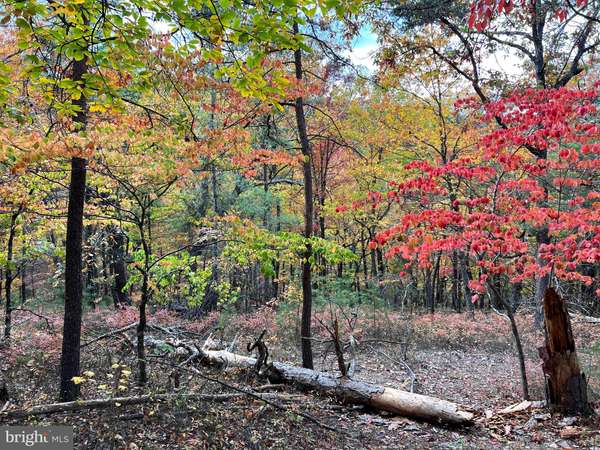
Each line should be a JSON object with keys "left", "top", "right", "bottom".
{"left": 488, "top": 282, "right": 529, "bottom": 400}
{"left": 459, "top": 253, "right": 474, "bottom": 314}
{"left": 137, "top": 273, "right": 148, "bottom": 385}
{"left": 59, "top": 55, "right": 88, "bottom": 402}
{"left": 3, "top": 211, "right": 18, "bottom": 340}
{"left": 293, "top": 20, "right": 314, "bottom": 370}
{"left": 19, "top": 247, "right": 26, "bottom": 305}
{"left": 136, "top": 219, "right": 151, "bottom": 385}
{"left": 109, "top": 227, "right": 129, "bottom": 307}
{"left": 534, "top": 227, "right": 551, "bottom": 327}
{"left": 539, "top": 288, "right": 590, "bottom": 414}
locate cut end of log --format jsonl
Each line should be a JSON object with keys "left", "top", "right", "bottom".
{"left": 369, "top": 388, "right": 474, "bottom": 426}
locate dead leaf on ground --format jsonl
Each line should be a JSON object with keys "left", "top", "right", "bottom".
{"left": 559, "top": 426, "right": 582, "bottom": 439}
{"left": 497, "top": 400, "right": 545, "bottom": 414}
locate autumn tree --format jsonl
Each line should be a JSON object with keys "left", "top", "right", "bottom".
{"left": 387, "top": 0, "right": 600, "bottom": 320}
{"left": 373, "top": 86, "right": 598, "bottom": 411}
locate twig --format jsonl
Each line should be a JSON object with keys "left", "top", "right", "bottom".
{"left": 253, "top": 384, "right": 287, "bottom": 392}
{"left": 11, "top": 308, "right": 55, "bottom": 332}
{"left": 162, "top": 361, "right": 348, "bottom": 435}
{"left": 227, "top": 333, "right": 240, "bottom": 352}
{"left": 82, "top": 322, "right": 186, "bottom": 349}
{"left": 0, "top": 392, "right": 297, "bottom": 419}
{"left": 367, "top": 345, "right": 417, "bottom": 393}
{"left": 81, "top": 323, "right": 137, "bottom": 348}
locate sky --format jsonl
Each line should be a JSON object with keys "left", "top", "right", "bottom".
{"left": 347, "top": 26, "right": 379, "bottom": 72}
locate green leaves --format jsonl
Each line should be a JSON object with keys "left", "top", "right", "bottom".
{"left": 3, "top": 0, "right": 365, "bottom": 118}
{"left": 223, "top": 219, "right": 357, "bottom": 276}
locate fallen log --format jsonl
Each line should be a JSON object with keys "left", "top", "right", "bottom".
{"left": 0, "top": 392, "right": 299, "bottom": 419}
{"left": 199, "top": 346, "right": 474, "bottom": 425}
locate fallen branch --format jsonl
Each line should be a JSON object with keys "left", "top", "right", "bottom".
{"left": 159, "top": 360, "right": 347, "bottom": 435}
{"left": 194, "top": 339, "right": 473, "bottom": 425}
{"left": 82, "top": 323, "right": 137, "bottom": 348}
{"left": 82, "top": 322, "right": 185, "bottom": 349}
{"left": 0, "top": 391, "right": 299, "bottom": 419}
{"left": 12, "top": 308, "right": 55, "bottom": 332}
{"left": 572, "top": 314, "right": 600, "bottom": 325}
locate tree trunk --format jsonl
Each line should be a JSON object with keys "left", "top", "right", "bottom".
{"left": 534, "top": 227, "right": 551, "bottom": 327}
{"left": 137, "top": 219, "right": 151, "bottom": 385}
{"left": 3, "top": 211, "right": 18, "bottom": 340}
{"left": 109, "top": 227, "right": 129, "bottom": 307}
{"left": 293, "top": 21, "right": 314, "bottom": 370}
{"left": 137, "top": 273, "right": 148, "bottom": 385}
{"left": 539, "top": 288, "right": 590, "bottom": 414}
{"left": 459, "top": 253, "right": 474, "bottom": 314}
{"left": 505, "top": 304, "right": 529, "bottom": 400}
{"left": 489, "top": 282, "right": 529, "bottom": 400}
{"left": 198, "top": 346, "right": 474, "bottom": 425}
{"left": 59, "top": 55, "right": 88, "bottom": 402}
{"left": 451, "top": 252, "right": 460, "bottom": 312}
{"left": 19, "top": 246, "right": 26, "bottom": 305}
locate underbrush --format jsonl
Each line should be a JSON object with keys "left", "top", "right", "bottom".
{"left": 2, "top": 303, "right": 599, "bottom": 402}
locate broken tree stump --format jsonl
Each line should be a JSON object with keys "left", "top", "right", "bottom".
{"left": 538, "top": 288, "right": 591, "bottom": 415}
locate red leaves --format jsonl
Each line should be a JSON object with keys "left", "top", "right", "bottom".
{"left": 468, "top": 0, "right": 585, "bottom": 30}
{"left": 232, "top": 148, "right": 300, "bottom": 173}
{"left": 378, "top": 86, "right": 600, "bottom": 297}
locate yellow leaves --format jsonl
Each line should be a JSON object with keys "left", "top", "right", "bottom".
{"left": 71, "top": 376, "right": 85, "bottom": 385}
{"left": 89, "top": 103, "right": 107, "bottom": 113}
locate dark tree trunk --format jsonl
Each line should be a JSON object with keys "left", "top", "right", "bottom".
{"left": 370, "top": 248, "right": 378, "bottom": 280}
{"left": 506, "top": 303, "right": 530, "bottom": 400}
{"left": 209, "top": 89, "right": 220, "bottom": 216}
{"left": 539, "top": 288, "right": 590, "bottom": 414}
{"left": 534, "top": 227, "right": 551, "bottom": 327}
{"left": 29, "top": 262, "right": 35, "bottom": 299}
{"left": 109, "top": 228, "right": 129, "bottom": 307}
{"left": 451, "top": 252, "right": 460, "bottom": 312}
{"left": 424, "top": 267, "right": 432, "bottom": 312}
{"left": 511, "top": 282, "right": 522, "bottom": 312}
{"left": 376, "top": 248, "right": 385, "bottom": 276}
{"left": 293, "top": 21, "right": 314, "bottom": 369}
{"left": 488, "top": 282, "right": 530, "bottom": 400}
{"left": 59, "top": 56, "right": 88, "bottom": 402}
{"left": 137, "top": 273, "right": 148, "bottom": 385}
{"left": 3, "top": 211, "right": 18, "bottom": 340}
{"left": 431, "top": 254, "right": 441, "bottom": 314}
{"left": 360, "top": 234, "right": 368, "bottom": 287}
{"left": 459, "top": 253, "right": 474, "bottom": 313}
{"left": 272, "top": 201, "right": 282, "bottom": 299}
{"left": 19, "top": 246, "right": 26, "bottom": 305}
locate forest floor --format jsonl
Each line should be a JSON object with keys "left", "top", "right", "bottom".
{"left": 1, "top": 306, "right": 600, "bottom": 449}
